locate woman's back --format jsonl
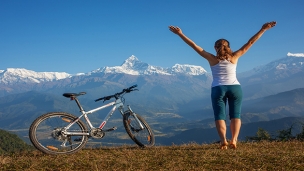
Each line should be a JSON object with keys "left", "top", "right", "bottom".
{"left": 210, "top": 60, "right": 240, "bottom": 87}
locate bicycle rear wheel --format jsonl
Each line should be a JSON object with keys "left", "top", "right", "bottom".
{"left": 123, "top": 111, "right": 155, "bottom": 147}
{"left": 29, "top": 112, "right": 88, "bottom": 155}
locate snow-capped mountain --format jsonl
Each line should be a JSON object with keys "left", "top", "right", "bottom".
{"left": 255, "top": 56, "right": 304, "bottom": 72}
{"left": 238, "top": 55, "right": 304, "bottom": 78}
{"left": 236, "top": 53, "right": 304, "bottom": 100}
{"left": 2, "top": 53, "right": 304, "bottom": 86}
{"left": 0, "top": 55, "right": 207, "bottom": 85}
{"left": 91, "top": 55, "right": 207, "bottom": 76}
{"left": 0, "top": 68, "right": 71, "bottom": 84}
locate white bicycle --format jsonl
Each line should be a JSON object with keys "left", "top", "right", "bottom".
{"left": 29, "top": 85, "right": 155, "bottom": 155}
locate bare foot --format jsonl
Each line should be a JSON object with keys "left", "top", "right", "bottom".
{"left": 229, "top": 141, "right": 237, "bottom": 149}
{"left": 220, "top": 141, "right": 228, "bottom": 150}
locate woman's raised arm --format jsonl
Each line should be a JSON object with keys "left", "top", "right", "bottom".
{"left": 169, "top": 26, "right": 216, "bottom": 65}
{"left": 233, "top": 21, "right": 276, "bottom": 59}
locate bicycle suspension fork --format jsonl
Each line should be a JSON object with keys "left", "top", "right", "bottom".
{"left": 126, "top": 105, "right": 145, "bottom": 130}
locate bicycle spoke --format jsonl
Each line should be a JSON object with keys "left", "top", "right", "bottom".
{"left": 29, "top": 112, "right": 88, "bottom": 154}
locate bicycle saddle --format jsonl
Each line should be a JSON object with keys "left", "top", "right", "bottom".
{"left": 63, "top": 92, "right": 86, "bottom": 98}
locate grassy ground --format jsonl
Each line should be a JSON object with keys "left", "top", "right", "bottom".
{"left": 1, "top": 141, "right": 304, "bottom": 171}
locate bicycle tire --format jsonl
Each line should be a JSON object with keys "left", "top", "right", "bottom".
{"left": 29, "top": 112, "right": 88, "bottom": 155}
{"left": 123, "top": 111, "right": 155, "bottom": 147}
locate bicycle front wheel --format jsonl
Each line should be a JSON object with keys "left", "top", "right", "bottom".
{"left": 29, "top": 112, "right": 88, "bottom": 155}
{"left": 123, "top": 112, "right": 155, "bottom": 147}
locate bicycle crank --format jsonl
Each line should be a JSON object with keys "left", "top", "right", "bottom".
{"left": 90, "top": 128, "right": 105, "bottom": 139}
{"left": 105, "top": 127, "right": 117, "bottom": 132}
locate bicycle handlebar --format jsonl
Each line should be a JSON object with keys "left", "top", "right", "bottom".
{"left": 94, "top": 84, "right": 138, "bottom": 102}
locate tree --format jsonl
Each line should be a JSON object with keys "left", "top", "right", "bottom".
{"left": 296, "top": 124, "right": 304, "bottom": 141}
{"left": 276, "top": 125, "right": 294, "bottom": 141}
{"left": 246, "top": 128, "right": 272, "bottom": 141}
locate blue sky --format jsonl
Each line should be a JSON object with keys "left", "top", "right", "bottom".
{"left": 1, "top": 0, "right": 304, "bottom": 74}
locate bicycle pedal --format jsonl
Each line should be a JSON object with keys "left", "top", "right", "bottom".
{"left": 105, "top": 127, "right": 117, "bottom": 132}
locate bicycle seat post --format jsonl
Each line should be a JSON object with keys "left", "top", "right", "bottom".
{"left": 73, "top": 97, "right": 85, "bottom": 113}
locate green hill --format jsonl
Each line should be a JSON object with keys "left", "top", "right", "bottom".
{"left": 0, "top": 129, "right": 33, "bottom": 154}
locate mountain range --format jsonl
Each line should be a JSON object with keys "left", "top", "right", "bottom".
{"left": 1, "top": 54, "right": 304, "bottom": 104}
{"left": 1, "top": 54, "right": 304, "bottom": 145}
{"left": 2, "top": 55, "right": 304, "bottom": 98}
{"left": 0, "top": 55, "right": 207, "bottom": 85}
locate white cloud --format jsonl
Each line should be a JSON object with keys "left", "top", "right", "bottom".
{"left": 287, "top": 52, "right": 304, "bottom": 57}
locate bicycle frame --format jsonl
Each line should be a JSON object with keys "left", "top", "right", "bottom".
{"left": 29, "top": 84, "right": 155, "bottom": 154}
{"left": 62, "top": 97, "right": 144, "bottom": 136}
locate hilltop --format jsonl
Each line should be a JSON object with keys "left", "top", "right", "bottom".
{"left": 1, "top": 141, "right": 303, "bottom": 170}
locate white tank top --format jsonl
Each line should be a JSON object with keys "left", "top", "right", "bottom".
{"left": 210, "top": 60, "right": 240, "bottom": 87}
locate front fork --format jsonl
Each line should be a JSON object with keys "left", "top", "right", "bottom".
{"left": 121, "top": 105, "right": 145, "bottom": 130}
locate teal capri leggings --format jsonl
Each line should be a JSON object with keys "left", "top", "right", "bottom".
{"left": 211, "top": 85, "right": 242, "bottom": 120}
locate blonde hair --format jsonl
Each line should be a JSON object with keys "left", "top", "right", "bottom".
{"left": 215, "top": 39, "right": 233, "bottom": 61}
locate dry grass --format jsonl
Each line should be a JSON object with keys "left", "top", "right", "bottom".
{"left": 1, "top": 141, "right": 304, "bottom": 171}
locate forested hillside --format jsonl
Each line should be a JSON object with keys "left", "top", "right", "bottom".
{"left": 0, "top": 129, "right": 33, "bottom": 154}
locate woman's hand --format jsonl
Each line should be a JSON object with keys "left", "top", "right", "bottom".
{"left": 262, "top": 21, "right": 276, "bottom": 30}
{"left": 169, "top": 26, "right": 183, "bottom": 35}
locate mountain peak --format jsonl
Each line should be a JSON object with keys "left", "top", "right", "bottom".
{"left": 123, "top": 55, "right": 139, "bottom": 64}
{"left": 172, "top": 64, "right": 207, "bottom": 75}
{"left": 94, "top": 55, "right": 207, "bottom": 76}
{"left": 121, "top": 55, "right": 143, "bottom": 69}
{"left": 126, "top": 55, "right": 139, "bottom": 62}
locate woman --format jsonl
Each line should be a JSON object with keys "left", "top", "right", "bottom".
{"left": 169, "top": 21, "right": 276, "bottom": 149}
